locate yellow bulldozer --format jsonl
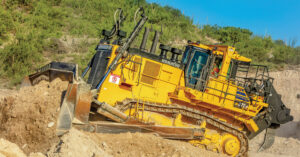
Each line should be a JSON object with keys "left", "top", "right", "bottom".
{"left": 22, "top": 8, "right": 293, "bottom": 156}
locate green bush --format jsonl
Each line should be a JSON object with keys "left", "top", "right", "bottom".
{"left": 4, "top": 0, "right": 36, "bottom": 8}
{"left": 0, "top": 30, "right": 44, "bottom": 84}
{"left": 0, "top": 7, "right": 14, "bottom": 43}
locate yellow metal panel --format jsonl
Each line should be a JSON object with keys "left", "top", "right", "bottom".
{"left": 160, "top": 64, "right": 182, "bottom": 85}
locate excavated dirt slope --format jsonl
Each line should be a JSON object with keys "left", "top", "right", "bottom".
{"left": 0, "top": 68, "right": 300, "bottom": 157}
{"left": 0, "top": 79, "right": 68, "bottom": 154}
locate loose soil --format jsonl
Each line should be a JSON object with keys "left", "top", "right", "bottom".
{"left": 87, "top": 132, "right": 223, "bottom": 157}
{"left": 47, "top": 128, "right": 111, "bottom": 157}
{"left": 0, "top": 79, "right": 68, "bottom": 154}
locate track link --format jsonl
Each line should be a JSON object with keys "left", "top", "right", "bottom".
{"left": 116, "top": 98, "right": 248, "bottom": 157}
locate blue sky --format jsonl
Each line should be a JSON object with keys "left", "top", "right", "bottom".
{"left": 147, "top": 0, "right": 300, "bottom": 46}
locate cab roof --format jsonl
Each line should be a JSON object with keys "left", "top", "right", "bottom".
{"left": 188, "top": 42, "right": 251, "bottom": 63}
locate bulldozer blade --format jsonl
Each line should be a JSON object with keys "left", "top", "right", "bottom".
{"left": 21, "top": 61, "right": 78, "bottom": 88}
{"left": 56, "top": 83, "right": 78, "bottom": 136}
{"left": 74, "top": 83, "right": 92, "bottom": 123}
{"left": 56, "top": 82, "right": 93, "bottom": 136}
{"left": 258, "top": 127, "right": 276, "bottom": 152}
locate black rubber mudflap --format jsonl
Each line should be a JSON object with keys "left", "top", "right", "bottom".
{"left": 87, "top": 50, "right": 112, "bottom": 89}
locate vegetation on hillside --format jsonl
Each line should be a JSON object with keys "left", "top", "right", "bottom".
{"left": 0, "top": 0, "right": 201, "bottom": 84}
{"left": 0, "top": 0, "right": 299, "bottom": 85}
{"left": 202, "top": 25, "right": 300, "bottom": 66}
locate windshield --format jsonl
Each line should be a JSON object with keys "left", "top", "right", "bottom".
{"left": 96, "top": 44, "right": 113, "bottom": 51}
{"left": 187, "top": 50, "right": 209, "bottom": 85}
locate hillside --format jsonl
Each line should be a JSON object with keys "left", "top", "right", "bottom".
{"left": 0, "top": 0, "right": 204, "bottom": 85}
{"left": 0, "top": 0, "right": 299, "bottom": 85}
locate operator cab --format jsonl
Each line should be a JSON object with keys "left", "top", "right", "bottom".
{"left": 182, "top": 43, "right": 245, "bottom": 91}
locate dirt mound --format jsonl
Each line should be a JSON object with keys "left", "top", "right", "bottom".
{"left": 47, "top": 129, "right": 111, "bottom": 157}
{"left": 86, "top": 132, "right": 223, "bottom": 157}
{"left": 0, "top": 89, "right": 16, "bottom": 100}
{"left": 0, "top": 138, "right": 45, "bottom": 157}
{"left": 0, "top": 138, "right": 27, "bottom": 157}
{"left": 0, "top": 79, "right": 68, "bottom": 154}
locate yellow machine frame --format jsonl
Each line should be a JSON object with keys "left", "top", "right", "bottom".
{"left": 92, "top": 42, "right": 270, "bottom": 156}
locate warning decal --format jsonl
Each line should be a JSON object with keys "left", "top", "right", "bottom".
{"left": 109, "top": 74, "right": 120, "bottom": 85}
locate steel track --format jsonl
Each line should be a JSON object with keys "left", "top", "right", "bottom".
{"left": 116, "top": 98, "right": 249, "bottom": 157}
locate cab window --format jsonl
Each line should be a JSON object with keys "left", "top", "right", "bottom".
{"left": 187, "top": 50, "right": 209, "bottom": 85}
{"left": 211, "top": 57, "right": 222, "bottom": 77}
{"left": 182, "top": 46, "right": 191, "bottom": 64}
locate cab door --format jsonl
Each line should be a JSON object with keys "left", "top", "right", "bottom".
{"left": 183, "top": 47, "right": 213, "bottom": 91}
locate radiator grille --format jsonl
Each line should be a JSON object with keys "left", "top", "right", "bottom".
{"left": 141, "top": 61, "right": 160, "bottom": 85}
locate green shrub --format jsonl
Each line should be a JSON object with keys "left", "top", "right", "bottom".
{"left": 0, "top": 30, "right": 44, "bottom": 83}
{"left": 0, "top": 7, "right": 14, "bottom": 42}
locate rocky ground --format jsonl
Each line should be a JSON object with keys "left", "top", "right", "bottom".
{"left": 0, "top": 68, "right": 299, "bottom": 157}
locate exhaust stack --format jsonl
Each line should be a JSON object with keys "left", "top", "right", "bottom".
{"left": 150, "top": 30, "right": 160, "bottom": 54}
{"left": 140, "top": 27, "right": 150, "bottom": 51}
